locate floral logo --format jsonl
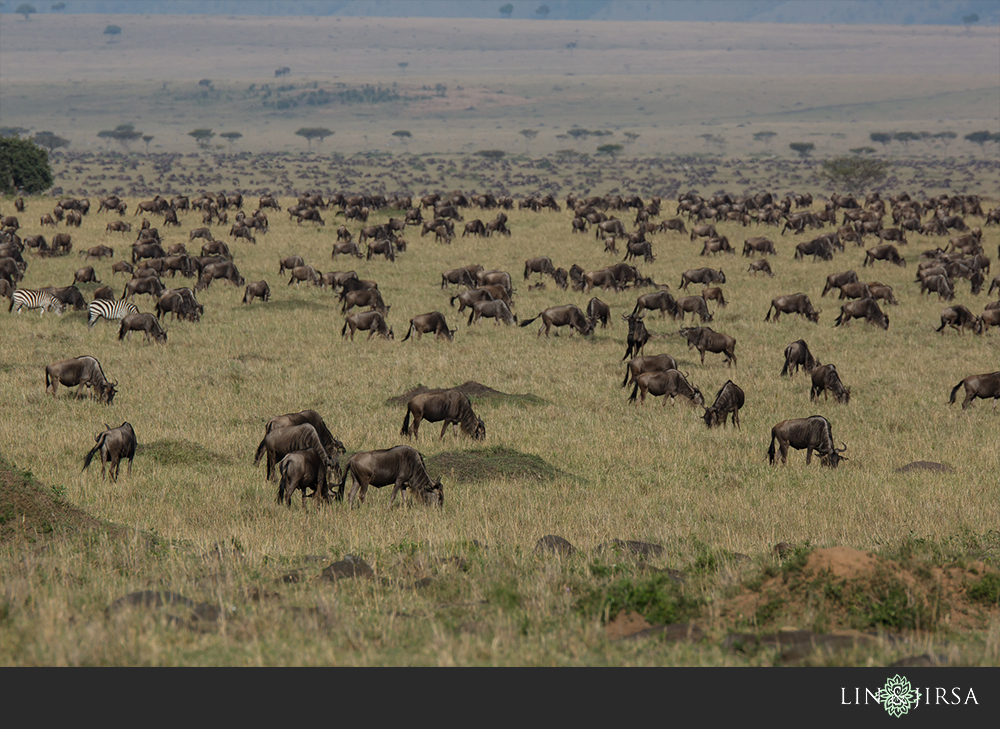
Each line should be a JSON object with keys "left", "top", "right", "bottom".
{"left": 880, "top": 675, "right": 919, "bottom": 717}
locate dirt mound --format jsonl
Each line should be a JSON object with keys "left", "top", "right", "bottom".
{"left": 425, "top": 445, "right": 573, "bottom": 484}
{"left": 0, "top": 456, "right": 109, "bottom": 543}
{"left": 717, "top": 546, "right": 1000, "bottom": 633}
{"left": 385, "top": 381, "right": 544, "bottom": 406}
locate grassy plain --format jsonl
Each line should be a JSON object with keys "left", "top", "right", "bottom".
{"left": 0, "top": 13, "right": 998, "bottom": 666}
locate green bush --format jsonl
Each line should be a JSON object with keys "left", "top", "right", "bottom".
{"left": 0, "top": 135, "right": 53, "bottom": 194}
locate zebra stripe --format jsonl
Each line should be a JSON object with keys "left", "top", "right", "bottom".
{"left": 9, "top": 289, "right": 63, "bottom": 315}
{"left": 88, "top": 299, "right": 139, "bottom": 327}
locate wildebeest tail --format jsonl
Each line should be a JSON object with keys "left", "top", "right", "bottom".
{"left": 401, "top": 323, "right": 413, "bottom": 342}
{"left": 468, "top": 309, "right": 475, "bottom": 325}
{"left": 621, "top": 366, "right": 632, "bottom": 388}
{"left": 82, "top": 434, "right": 106, "bottom": 472}
{"left": 628, "top": 382, "right": 639, "bottom": 403}
{"left": 254, "top": 437, "right": 267, "bottom": 467}
{"left": 400, "top": 408, "right": 412, "bottom": 437}
{"left": 767, "top": 431, "right": 777, "bottom": 464}
{"left": 948, "top": 380, "right": 963, "bottom": 404}
{"left": 117, "top": 320, "right": 127, "bottom": 341}
{"left": 340, "top": 320, "right": 348, "bottom": 336}
{"left": 335, "top": 467, "right": 349, "bottom": 502}
{"left": 518, "top": 314, "right": 541, "bottom": 328}
{"left": 276, "top": 460, "right": 290, "bottom": 504}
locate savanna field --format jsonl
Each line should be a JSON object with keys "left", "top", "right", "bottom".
{"left": 0, "top": 13, "right": 998, "bottom": 667}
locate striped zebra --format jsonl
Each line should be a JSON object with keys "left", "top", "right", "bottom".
{"left": 9, "top": 289, "right": 65, "bottom": 315}
{"left": 88, "top": 299, "right": 139, "bottom": 328}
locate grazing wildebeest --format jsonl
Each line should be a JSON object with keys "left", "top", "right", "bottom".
{"left": 689, "top": 223, "right": 717, "bottom": 242}
{"left": 677, "top": 326, "right": 737, "bottom": 367}
{"left": 189, "top": 227, "right": 214, "bottom": 243}
{"left": 700, "top": 236, "right": 733, "bottom": 256}
{"left": 821, "top": 270, "right": 859, "bottom": 297}
{"left": 278, "top": 255, "right": 305, "bottom": 275}
{"left": 622, "top": 312, "right": 651, "bottom": 361}
{"left": 264, "top": 410, "right": 345, "bottom": 466}
{"left": 781, "top": 339, "right": 820, "bottom": 377}
{"left": 837, "top": 282, "right": 873, "bottom": 301}
{"left": 632, "top": 290, "right": 676, "bottom": 319}
{"left": 155, "top": 288, "right": 202, "bottom": 321}
{"left": 255, "top": 423, "right": 340, "bottom": 482}
{"left": 450, "top": 287, "right": 495, "bottom": 313}
{"left": 122, "top": 276, "right": 165, "bottom": 302}
{"left": 468, "top": 299, "right": 517, "bottom": 326}
{"left": 400, "top": 389, "right": 485, "bottom": 441}
{"left": 336, "top": 445, "right": 444, "bottom": 507}
{"left": 45, "top": 355, "right": 117, "bottom": 404}
{"left": 864, "top": 244, "right": 906, "bottom": 267}
{"left": 524, "top": 256, "right": 556, "bottom": 280}
{"left": 747, "top": 259, "right": 774, "bottom": 276}
{"left": 936, "top": 305, "right": 983, "bottom": 335}
{"left": 341, "top": 310, "right": 394, "bottom": 340}
{"left": 674, "top": 295, "right": 714, "bottom": 323}
{"left": 582, "top": 267, "right": 622, "bottom": 293}
{"left": 679, "top": 268, "right": 725, "bottom": 290}
{"left": 949, "top": 371, "right": 1000, "bottom": 410}
{"left": 82, "top": 422, "right": 136, "bottom": 482}
{"left": 441, "top": 267, "right": 477, "bottom": 289}
{"left": 628, "top": 369, "right": 704, "bottom": 407}
{"left": 367, "top": 239, "right": 396, "bottom": 262}
{"left": 288, "top": 265, "right": 322, "bottom": 286}
{"left": 868, "top": 284, "right": 898, "bottom": 306}
{"left": 793, "top": 237, "right": 835, "bottom": 262}
{"left": 586, "top": 297, "right": 611, "bottom": 328}
{"left": 341, "top": 287, "right": 388, "bottom": 316}
{"left": 70, "top": 267, "right": 101, "bottom": 286}
{"left": 83, "top": 244, "right": 115, "bottom": 261}
{"left": 810, "top": 364, "right": 851, "bottom": 404}
{"left": 622, "top": 353, "right": 678, "bottom": 389}
{"left": 332, "top": 241, "right": 363, "bottom": 259}
{"left": 402, "top": 312, "right": 456, "bottom": 341}
{"left": 702, "top": 380, "right": 745, "bottom": 428}
{"left": 834, "top": 298, "right": 889, "bottom": 329}
{"left": 242, "top": 280, "right": 271, "bottom": 304}
{"left": 765, "top": 293, "right": 820, "bottom": 323}
{"left": 118, "top": 313, "right": 167, "bottom": 344}
{"left": 742, "top": 237, "right": 776, "bottom": 257}
{"left": 41, "top": 285, "right": 86, "bottom": 312}
{"left": 767, "top": 415, "right": 847, "bottom": 468}
{"left": 276, "top": 450, "right": 331, "bottom": 506}
{"left": 518, "top": 305, "right": 593, "bottom": 337}
{"left": 919, "top": 274, "right": 955, "bottom": 301}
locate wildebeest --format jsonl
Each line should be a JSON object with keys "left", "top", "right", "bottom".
{"left": 936, "top": 305, "right": 983, "bottom": 335}
{"left": 441, "top": 267, "right": 477, "bottom": 289}
{"left": 524, "top": 256, "right": 556, "bottom": 280}
{"left": 82, "top": 422, "right": 136, "bottom": 482}
{"left": 288, "top": 265, "right": 322, "bottom": 286}
{"left": 948, "top": 371, "right": 1000, "bottom": 409}
{"left": 468, "top": 299, "right": 517, "bottom": 326}
{"left": 341, "top": 287, "right": 389, "bottom": 316}
{"left": 122, "top": 276, "right": 165, "bottom": 302}
{"left": 276, "top": 450, "right": 331, "bottom": 506}
{"left": 622, "top": 312, "right": 651, "bottom": 361}
{"left": 586, "top": 297, "right": 611, "bottom": 328}
{"left": 40, "top": 285, "right": 86, "bottom": 312}
{"left": 450, "top": 287, "right": 496, "bottom": 313}
{"left": 367, "top": 239, "right": 396, "bottom": 262}
{"left": 837, "top": 282, "right": 874, "bottom": 301}
{"left": 742, "top": 236, "right": 776, "bottom": 257}
{"left": 278, "top": 255, "right": 305, "bottom": 275}
{"left": 242, "top": 280, "right": 271, "bottom": 305}
{"left": 632, "top": 290, "right": 676, "bottom": 319}
{"left": 680, "top": 267, "right": 725, "bottom": 290}
{"left": 621, "top": 353, "right": 678, "bottom": 389}
{"left": 402, "top": 311, "right": 456, "bottom": 341}
{"left": 118, "top": 313, "right": 167, "bottom": 344}
{"left": 264, "top": 410, "right": 345, "bottom": 466}
{"left": 863, "top": 244, "right": 906, "bottom": 267}
{"left": 702, "top": 380, "right": 745, "bottom": 428}
{"left": 342, "top": 310, "right": 394, "bottom": 340}
{"left": 833, "top": 298, "right": 889, "bottom": 329}
{"left": 781, "top": 339, "right": 820, "bottom": 377}
{"left": 765, "top": 293, "right": 820, "bottom": 323}
{"left": 71, "top": 266, "right": 101, "bottom": 286}
{"left": 747, "top": 259, "right": 774, "bottom": 276}
{"left": 336, "top": 445, "right": 444, "bottom": 507}
{"left": 810, "top": 364, "right": 851, "bottom": 404}
{"left": 677, "top": 326, "right": 737, "bottom": 367}
{"left": 821, "top": 270, "right": 859, "bottom": 297}
{"left": 674, "top": 295, "right": 714, "bottom": 323}
{"left": 255, "top": 423, "right": 341, "bottom": 483}
{"left": 155, "top": 288, "right": 203, "bottom": 321}
{"left": 332, "top": 241, "right": 363, "bottom": 259}
{"left": 793, "top": 237, "right": 835, "bottom": 262}
{"left": 582, "top": 267, "right": 621, "bottom": 293}
{"left": 919, "top": 274, "right": 955, "bottom": 301}
{"left": 45, "top": 355, "right": 117, "bottom": 404}
{"left": 628, "top": 369, "right": 704, "bottom": 407}
{"left": 767, "top": 415, "right": 847, "bottom": 468}
{"left": 518, "top": 305, "right": 593, "bottom": 337}
{"left": 400, "top": 389, "right": 486, "bottom": 441}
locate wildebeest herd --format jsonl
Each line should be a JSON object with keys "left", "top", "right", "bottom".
{"left": 2, "top": 185, "right": 997, "bottom": 507}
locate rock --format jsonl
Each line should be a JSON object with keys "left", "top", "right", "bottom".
{"left": 321, "top": 554, "right": 375, "bottom": 581}
{"left": 534, "top": 534, "right": 576, "bottom": 556}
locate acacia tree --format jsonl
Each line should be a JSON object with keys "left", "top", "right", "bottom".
{"left": 392, "top": 130, "right": 412, "bottom": 147}
{"left": 965, "top": 130, "right": 999, "bottom": 149}
{"left": 499, "top": 3, "right": 513, "bottom": 18}
{"left": 819, "top": 156, "right": 890, "bottom": 194}
{"left": 295, "top": 127, "right": 333, "bottom": 150}
{"left": 870, "top": 132, "right": 893, "bottom": 149}
{"left": 98, "top": 124, "right": 143, "bottom": 153}
{"left": 623, "top": 132, "right": 640, "bottom": 146}
{"left": 789, "top": 142, "right": 815, "bottom": 158}
{"left": 142, "top": 135, "right": 154, "bottom": 153}
{"left": 16, "top": 4, "right": 36, "bottom": 20}
{"left": 753, "top": 130, "right": 777, "bottom": 149}
{"left": 219, "top": 131, "right": 242, "bottom": 152}
{"left": 188, "top": 128, "right": 216, "bottom": 150}
{"left": 519, "top": 129, "right": 538, "bottom": 153}
{"left": 0, "top": 135, "right": 53, "bottom": 194}
{"left": 536, "top": 4, "right": 550, "bottom": 19}
{"left": 934, "top": 131, "right": 956, "bottom": 152}
{"left": 32, "top": 131, "right": 69, "bottom": 154}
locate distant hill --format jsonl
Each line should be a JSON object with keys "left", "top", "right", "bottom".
{"left": 4, "top": 0, "right": 997, "bottom": 26}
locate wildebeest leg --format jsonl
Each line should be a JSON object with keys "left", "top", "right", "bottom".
{"left": 389, "top": 478, "right": 407, "bottom": 508}
{"left": 805, "top": 448, "right": 813, "bottom": 465}
{"left": 75, "top": 382, "right": 86, "bottom": 399}
{"left": 440, "top": 420, "right": 450, "bottom": 439}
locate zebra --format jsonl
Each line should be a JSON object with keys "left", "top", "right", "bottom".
{"left": 88, "top": 299, "right": 139, "bottom": 328}
{"left": 9, "top": 289, "right": 65, "bottom": 315}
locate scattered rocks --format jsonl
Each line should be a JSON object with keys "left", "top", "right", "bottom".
{"left": 321, "top": 554, "right": 375, "bottom": 581}
{"left": 534, "top": 534, "right": 576, "bottom": 556}
{"left": 596, "top": 539, "right": 665, "bottom": 558}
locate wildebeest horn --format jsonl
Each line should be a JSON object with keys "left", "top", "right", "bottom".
{"left": 836, "top": 442, "right": 847, "bottom": 453}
